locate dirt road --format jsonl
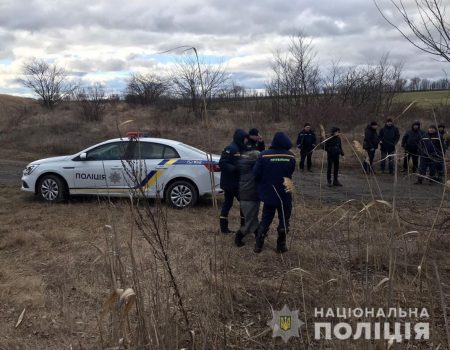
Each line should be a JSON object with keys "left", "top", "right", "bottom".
{"left": 0, "top": 159, "right": 26, "bottom": 187}
{"left": 1, "top": 159, "right": 448, "bottom": 205}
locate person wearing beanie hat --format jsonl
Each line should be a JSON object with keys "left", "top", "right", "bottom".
{"left": 246, "top": 128, "right": 266, "bottom": 152}
{"left": 218, "top": 129, "right": 249, "bottom": 233}
{"left": 415, "top": 125, "right": 440, "bottom": 184}
{"left": 324, "top": 127, "right": 344, "bottom": 186}
{"left": 296, "top": 123, "right": 317, "bottom": 172}
{"left": 436, "top": 124, "right": 449, "bottom": 180}
{"left": 401, "top": 121, "right": 423, "bottom": 173}
{"left": 253, "top": 132, "right": 295, "bottom": 254}
{"left": 379, "top": 118, "right": 400, "bottom": 174}
{"left": 363, "top": 122, "right": 379, "bottom": 174}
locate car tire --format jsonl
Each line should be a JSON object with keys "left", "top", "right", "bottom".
{"left": 165, "top": 180, "right": 198, "bottom": 209}
{"left": 37, "top": 174, "right": 67, "bottom": 203}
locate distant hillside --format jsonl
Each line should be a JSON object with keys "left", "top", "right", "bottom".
{"left": 0, "top": 94, "right": 36, "bottom": 109}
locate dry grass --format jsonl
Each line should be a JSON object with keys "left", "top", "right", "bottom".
{"left": 0, "top": 95, "right": 450, "bottom": 348}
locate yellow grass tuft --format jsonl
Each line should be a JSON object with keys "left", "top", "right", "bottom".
{"left": 283, "top": 177, "right": 296, "bottom": 193}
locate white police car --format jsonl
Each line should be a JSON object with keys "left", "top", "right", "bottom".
{"left": 21, "top": 133, "right": 222, "bottom": 208}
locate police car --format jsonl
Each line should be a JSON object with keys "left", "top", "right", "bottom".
{"left": 21, "top": 133, "right": 222, "bottom": 208}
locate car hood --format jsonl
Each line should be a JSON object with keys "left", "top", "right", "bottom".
{"left": 29, "top": 155, "right": 73, "bottom": 166}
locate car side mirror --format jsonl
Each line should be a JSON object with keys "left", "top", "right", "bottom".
{"left": 80, "top": 152, "right": 87, "bottom": 160}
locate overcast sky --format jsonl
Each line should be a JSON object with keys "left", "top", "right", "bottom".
{"left": 0, "top": 0, "right": 448, "bottom": 96}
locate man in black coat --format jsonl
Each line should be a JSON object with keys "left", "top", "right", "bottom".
{"left": 296, "top": 123, "right": 317, "bottom": 172}
{"left": 379, "top": 118, "right": 400, "bottom": 174}
{"left": 219, "top": 129, "right": 248, "bottom": 233}
{"left": 401, "top": 121, "right": 423, "bottom": 173}
{"left": 235, "top": 150, "right": 260, "bottom": 247}
{"left": 324, "top": 127, "right": 345, "bottom": 186}
{"left": 246, "top": 128, "right": 266, "bottom": 152}
{"left": 415, "top": 125, "right": 441, "bottom": 184}
{"left": 363, "top": 121, "right": 379, "bottom": 174}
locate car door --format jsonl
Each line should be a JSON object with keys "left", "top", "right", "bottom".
{"left": 124, "top": 141, "right": 180, "bottom": 197}
{"left": 72, "top": 141, "right": 129, "bottom": 194}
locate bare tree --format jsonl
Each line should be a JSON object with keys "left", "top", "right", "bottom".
{"left": 74, "top": 83, "right": 107, "bottom": 122}
{"left": 171, "top": 55, "right": 229, "bottom": 118}
{"left": 375, "top": 0, "right": 450, "bottom": 62}
{"left": 20, "top": 59, "right": 77, "bottom": 108}
{"left": 266, "top": 33, "right": 321, "bottom": 119}
{"left": 125, "top": 73, "right": 169, "bottom": 105}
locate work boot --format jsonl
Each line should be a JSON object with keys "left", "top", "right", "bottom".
{"left": 333, "top": 180, "right": 343, "bottom": 187}
{"left": 234, "top": 230, "right": 245, "bottom": 247}
{"left": 276, "top": 229, "right": 288, "bottom": 253}
{"left": 254, "top": 227, "right": 266, "bottom": 253}
{"left": 220, "top": 217, "right": 232, "bottom": 234}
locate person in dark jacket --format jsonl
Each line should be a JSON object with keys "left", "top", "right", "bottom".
{"left": 324, "top": 127, "right": 344, "bottom": 186}
{"left": 415, "top": 125, "right": 441, "bottom": 184}
{"left": 379, "top": 118, "right": 400, "bottom": 174}
{"left": 363, "top": 121, "right": 379, "bottom": 174}
{"left": 401, "top": 121, "right": 423, "bottom": 173}
{"left": 219, "top": 129, "right": 249, "bottom": 233}
{"left": 296, "top": 123, "right": 317, "bottom": 172}
{"left": 436, "top": 124, "right": 449, "bottom": 180}
{"left": 235, "top": 150, "right": 260, "bottom": 247}
{"left": 246, "top": 128, "right": 266, "bottom": 152}
{"left": 253, "top": 132, "right": 296, "bottom": 254}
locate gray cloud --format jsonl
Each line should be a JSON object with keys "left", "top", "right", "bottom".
{"left": 0, "top": 0, "right": 447, "bottom": 94}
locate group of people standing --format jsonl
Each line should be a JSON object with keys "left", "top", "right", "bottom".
{"left": 218, "top": 119, "right": 449, "bottom": 253}
{"left": 363, "top": 119, "right": 449, "bottom": 183}
{"left": 218, "top": 125, "right": 347, "bottom": 254}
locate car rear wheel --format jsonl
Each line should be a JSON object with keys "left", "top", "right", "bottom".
{"left": 37, "top": 174, "right": 67, "bottom": 203}
{"left": 165, "top": 180, "right": 198, "bottom": 209}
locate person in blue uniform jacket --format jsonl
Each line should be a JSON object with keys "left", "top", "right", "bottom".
{"left": 219, "top": 129, "right": 249, "bottom": 233}
{"left": 253, "top": 132, "right": 296, "bottom": 253}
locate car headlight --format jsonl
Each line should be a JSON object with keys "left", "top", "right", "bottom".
{"left": 23, "top": 164, "right": 39, "bottom": 176}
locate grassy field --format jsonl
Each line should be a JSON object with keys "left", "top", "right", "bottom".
{"left": 393, "top": 90, "right": 450, "bottom": 108}
{"left": 0, "top": 94, "right": 450, "bottom": 349}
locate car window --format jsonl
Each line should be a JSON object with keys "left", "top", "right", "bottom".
{"left": 125, "top": 142, "right": 180, "bottom": 160}
{"left": 86, "top": 142, "right": 128, "bottom": 161}
{"left": 131, "top": 142, "right": 164, "bottom": 159}
{"left": 163, "top": 146, "right": 180, "bottom": 159}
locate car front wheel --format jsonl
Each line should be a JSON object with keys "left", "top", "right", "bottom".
{"left": 165, "top": 180, "right": 198, "bottom": 209}
{"left": 37, "top": 174, "right": 67, "bottom": 203}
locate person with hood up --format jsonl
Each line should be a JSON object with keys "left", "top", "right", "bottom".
{"left": 363, "top": 121, "right": 379, "bottom": 174}
{"left": 415, "top": 125, "right": 441, "bottom": 184}
{"left": 379, "top": 118, "right": 400, "bottom": 174}
{"left": 246, "top": 128, "right": 266, "bottom": 152}
{"left": 436, "top": 124, "right": 449, "bottom": 180}
{"left": 401, "top": 121, "right": 423, "bottom": 173}
{"left": 296, "top": 123, "right": 317, "bottom": 172}
{"left": 324, "top": 127, "right": 345, "bottom": 186}
{"left": 253, "top": 132, "right": 296, "bottom": 254}
{"left": 219, "top": 129, "right": 248, "bottom": 233}
{"left": 235, "top": 150, "right": 260, "bottom": 247}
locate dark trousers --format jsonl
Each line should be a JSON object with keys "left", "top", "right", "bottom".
{"left": 435, "top": 154, "right": 445, "bottom": 177}
{"left": 380, "top": 150, "right": 395, "bottom": 173}
{"left": 220, "top": 189, "right": 239, "bottom": 218}
{"left": 259, "top": 200, "right": 293, "bottom": 234}
{"left": 363, "top": 149, "right": 376, "bottom": 173}
{"left": 403, "top": 151, "right": 419, "bottom": 173}
{"left": 418, "top": 157, "right": 436, "bottom": 183}
{"left": 300, "top": 150, "right": 312, "bottom": 170}
{"left": 327, "top": 154, "right": 340, "bottom": 183}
